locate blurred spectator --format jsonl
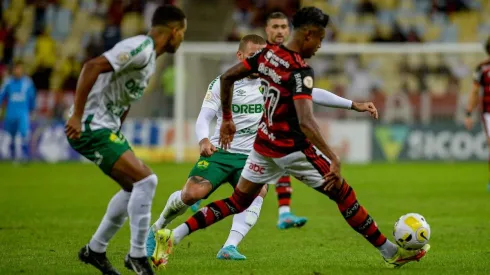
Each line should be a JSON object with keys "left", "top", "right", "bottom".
{"left": 357, "top": 0, "right": 377, "bottom": 15}
{"left": 406, "top": 28, "right": 422, "bottom": 43}
{"left": 31, "top": 29, "right": 56, "bottom": 89}
{"left": 1, "top": 22, "right": 16, "bottom": 65}
{"left": 108, "top": 0, "right": 125, "bottom": 26}
{"left": 34, "top": 0, "right": 50, "bottom": 35}
{"left": 102, "top": 17, "right": 121, "bottom": 52}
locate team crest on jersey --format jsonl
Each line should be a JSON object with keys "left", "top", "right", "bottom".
{"left": 204, "top": 91, "right": 212, "bottom": 101}
{"left": 259, "top": 86, "right": 265, "bottom": 94}
{"left": 197, "top": 160, "right": 209, "bottom": 170}
{"left": 117, "top": 52, "right": 130, "bottom": 64}
{"left": 303, "top": 76, "right": 313, "bottom": 89}
{"left": 109, "top": 133, "right": 125, "bottom": 144}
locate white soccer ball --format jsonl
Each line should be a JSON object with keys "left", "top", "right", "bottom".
{"left": 393, "top": 213, "right": 430, "bottom": 250}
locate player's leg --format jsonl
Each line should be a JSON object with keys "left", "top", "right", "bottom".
{"left": 18, "top": 114, "right": 30, "bottom": 163}
{"left": 69, "top": 129, "right": 156, "bottom": 274}
{"left": 3, "top": 117, "right": 18, "bottom": 161}
{"left": 275, "top": 175, "right": 307, "bottom": 229}
{"left": 152, "top": 149, "right": 282, "bottom": 267}
{"left": 283, "top": 145, "right": 429, "bottom": 268}
{"left": 217, "top": 184, "right": 268, "bottom": 260}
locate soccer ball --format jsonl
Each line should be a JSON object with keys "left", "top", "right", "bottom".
{"left": 393, "top": 213, "right": 430, "bottom": 250}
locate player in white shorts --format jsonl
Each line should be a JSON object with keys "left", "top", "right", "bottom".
{"left": 146, "top": 34, "right": 378, "bottom": 266}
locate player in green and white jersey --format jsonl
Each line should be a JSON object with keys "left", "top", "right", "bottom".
{"left": 64, "top": 5, "right": 186, "bottom": 275}
{"left": 146, "top": 34, "right": 378, "bottom": 266}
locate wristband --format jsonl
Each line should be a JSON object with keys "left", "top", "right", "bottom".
{"left": 223, "top": 111, "right": 232, "bottom": 120}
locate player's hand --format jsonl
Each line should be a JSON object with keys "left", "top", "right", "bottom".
{"left": 65, "top": 115, "right": 82, "bottom": 139}
{"left": 464, "top": 116, "right": 474, "bottom": 130}
{"left": 324, "top": 160, "right": 342, "bottom": 191}
{"left": 199, "top": 138, "right": 217, "bottom": 157}
{"left": 219, "top": 118, "right": 236, "bottom": 150}
{"left": 352, "top": 102, "right": 378, "bottom": 119}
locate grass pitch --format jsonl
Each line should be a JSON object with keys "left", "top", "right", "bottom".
{"left": 0, "top": 162, "right": 489, "bottom": 275}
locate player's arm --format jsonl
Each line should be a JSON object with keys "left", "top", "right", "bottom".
{"left": 197, "top": 78, "right": 220, "bottom": 156}
{"left": 312, "top": 88, "right": 378, "bottom": 119}
{"left": 293, "top": 70, "right": 341, "bottom": 188}
{"left": 0, "top": 80, "right": 9, "bottom": 118}
{"left": 71, "top": 56, "right": 114, "bottom": 119}
{"left": 219, "top": 49, "right": 262, "bottom": 148}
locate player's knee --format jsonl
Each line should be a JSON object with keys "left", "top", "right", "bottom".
{"left": 258, "top": 185, "right": 268, "bottom": 198}
{"left": 182, "top": 177, "right": 210, "bottom": 205}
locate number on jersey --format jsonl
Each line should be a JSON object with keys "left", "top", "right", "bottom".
{"left": 261, "top": 80, "right": 280, "bottom": 126}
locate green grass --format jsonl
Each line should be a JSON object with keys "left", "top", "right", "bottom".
{"left": 0, "top": 162, "right": 489, "bottom": 275}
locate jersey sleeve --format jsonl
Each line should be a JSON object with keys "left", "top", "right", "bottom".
{"left": 291, "top": 68, "right": 314, "bottom": 100}
{"left": 473, "top": 65, "right": 483, "bottom": 85}
{"left": 0, "top": 79, "right": 9, "bottom": 103}
{"left": 103, "top": 37, "right": 153, "bottom": 74}
{"left": 201, "top": 77, "right": 221, "bottom": 111}
{"left": 242, "top": 49, "right": 263, "bottom": 73}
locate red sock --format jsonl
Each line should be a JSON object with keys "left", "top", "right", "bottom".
{"left": 316, "top": 181, "right": 387, "bottom": 247}
{"left": 185, "top": 188, "right": 256, "bottom": 233}
{"left": 275, "top": 176, "right": 292, "bottom": 208}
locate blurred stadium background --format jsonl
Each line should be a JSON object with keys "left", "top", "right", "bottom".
{"left": 0, "top": 0, "right": 488, "bottom": 164}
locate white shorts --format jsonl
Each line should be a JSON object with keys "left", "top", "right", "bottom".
{"left": 483, "top": 113, "right": 490, "bottom": 137}
{"left": 242, "top": 145, "right": 332, "bottom": 188}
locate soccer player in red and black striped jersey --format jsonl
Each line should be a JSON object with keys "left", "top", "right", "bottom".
{"left": 465, "top": 36, "right": 490, "bottom": 191}
{"left": 156, "top": 7, "right": 430, "bottom": 267}
{"left": 265, "top": 11, "right": 308, "bottom": 229}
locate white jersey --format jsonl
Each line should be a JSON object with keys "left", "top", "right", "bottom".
{"left": 70, "top": 35, "right": 156, "bottom": 132}
{"left": 202, "top": 77, "right": 263, "bottom": 155}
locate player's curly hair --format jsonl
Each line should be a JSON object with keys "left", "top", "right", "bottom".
{"left": 292, "top": 7, "right": 329, "bottom": 29}
{"left": 152, "top": 5, "right": 186, "bottom": 27}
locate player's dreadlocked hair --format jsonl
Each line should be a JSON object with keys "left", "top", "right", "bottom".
{"left": 152, "top": 5, "right": 186, "bottom": 27}
{"left": 292, "top": 7, "right": 329, "bottom": 29}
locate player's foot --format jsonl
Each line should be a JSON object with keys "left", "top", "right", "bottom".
{"left": 277, "top": 212, "right": 308, "bottom": 229}
{"left": 384, "top": 244, "right": 430, "bottom": 268}
{"left": 124, "top": 254, "right": 154, "bottom": 275}
{"left": 146, "top": 225, "right": 157, "bottom": 257}
{"left": 78, "top": 245, "right": 121, "bottom": 275}
{"left": 216, "top": 245, "right": 247, "bottom": 260}
{"left": 190, "top": 200, "right": 201, "bottom": 212}
{"left": 151, "top": 228, "right": 175, "bottom": 269}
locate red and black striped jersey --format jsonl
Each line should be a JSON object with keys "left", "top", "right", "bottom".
{"left": 474, "top": 59, "right": 490, "bottom": 113}
{"left": 243, "top": 43, "right": 314, "bottom": 157}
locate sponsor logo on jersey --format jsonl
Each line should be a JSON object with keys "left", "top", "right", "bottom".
{"left": 248, "top": 163, "right": 265, "bottom": 174}
{"left": 232, "top": 104, "right": 263, "bottom": 114}
{"left": 130, "top": 38, "right": 152, "bottom": 57}
{"left": 235, "top": 89, "right": 246, "bottom": 96}
{"left": 107, "top": 103, "right": 126, "bottom": 117}
{"left": 197, "top": 160, "right": 209, "bottom": 170}
{"left": 265, "top": 50, "right": 290, "bottom": 68}
{"left": 125, "top": 79, "right": 145, "bottom": 99}
{"left": 258, "top": 121, "right": 276, "bottom": 141}
{"left": 258, "top": 63, "right": 282, "bottom": 84}
{"left": 236, "top": 125, "right": 258, "bottom": 135}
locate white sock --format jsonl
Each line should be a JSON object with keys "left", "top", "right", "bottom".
{"left": 153, "top": 190, "right": 189, "bottom": 230}
{"left": 279, "top": 205, "right": 290, "bottom": 215}
{"left": 89, "top": 190, "right": 131, "bottom": 253}
{"left": 377, "top": 240, "right": 399, "bottom": 258}
{"left": 128, "top": 174, "right": 158, "bottom": 258}
{"left": 223, "top": 196, "right": 264, "bottom": 248}
{"left": 173, "top": 223, "right": 190, "bottom": 245}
